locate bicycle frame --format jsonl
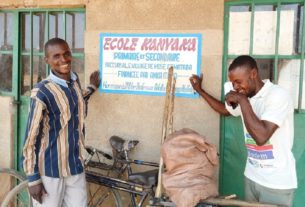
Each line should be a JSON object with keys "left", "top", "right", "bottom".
{"left": 85, "top": 140, "right": 159, "bottom": 207}
{"left": 86, "top": 171, "right": 153, "bottom": 207}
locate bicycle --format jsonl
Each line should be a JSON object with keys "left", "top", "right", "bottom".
{"left": 0, "top": 135, "right": 158, "bottom": 207}
{"left": 0, "top": 167, "right": 32, "bottom": 207}
{"left": 1, "top": 135, "right": 277, "bottom": 207}
{"left": 84, "top": 136, "right": 279, "bottom": 207}
{"left": 85, "top": 135, "right": 160, "bottom": 207}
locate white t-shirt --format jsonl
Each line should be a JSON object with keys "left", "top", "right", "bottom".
{"left": 225, "top": 80, "right": 297, "bottom": 189}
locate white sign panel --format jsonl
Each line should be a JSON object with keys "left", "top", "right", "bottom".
{"left": 99, "top": 33, "right": 202, "bottom": 98}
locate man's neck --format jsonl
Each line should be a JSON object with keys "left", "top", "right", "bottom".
{"left": 51, "top": 70, "right": 70, "bottom": 81}
{"left": 255, "top": 79, "right": 265, "bottom": 94}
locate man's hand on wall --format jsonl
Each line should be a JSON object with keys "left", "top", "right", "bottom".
{"left": 89, "top": 71, "right": 101, "bottom": 89}
{"left": 189, "top": 73, "right": 204, "bottom": 93}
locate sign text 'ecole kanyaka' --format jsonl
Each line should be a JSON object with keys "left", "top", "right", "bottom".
{"left": 99, "top": 33, "right": 202, "bottom": 98}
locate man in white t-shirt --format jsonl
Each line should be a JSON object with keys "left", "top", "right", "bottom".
{"left": 189, "top": 55, "right": 297, "bottom": 206}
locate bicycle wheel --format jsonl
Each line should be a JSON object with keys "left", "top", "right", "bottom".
{"left": 0, "top": 168, "right": 32, "bottom": 207}
{"left": 87, "top": 181, "right": 122, "bottom": 207}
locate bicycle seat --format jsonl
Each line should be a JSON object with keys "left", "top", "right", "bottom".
{"left": 109, "top": 136, "right": 139, "bottom": 152}
{"left": 128, "top": 169, "right": 159, "bottom": 187}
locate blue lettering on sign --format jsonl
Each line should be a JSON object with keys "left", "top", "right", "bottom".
{"left": 118, "top": 71, "right": 139, "bottom": 78}
{"left": 113, "top": 52, "right": 140, "bottom": 60}
{"left": 150, "top": 72, "right": 163, "bottom": 79}
{"left": 145, "top": 53, "right": 180, "bottom": 62}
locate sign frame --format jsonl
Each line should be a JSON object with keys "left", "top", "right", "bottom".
{"left": 99, "top": 33, "right": 202, "bottom": 98}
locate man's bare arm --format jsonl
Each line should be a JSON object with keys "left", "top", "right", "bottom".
{"left": 190, "top": 74, "right": 230, "bottom": 116}
{"left": 226, "top": 91, "right": 278, "bottom": 145}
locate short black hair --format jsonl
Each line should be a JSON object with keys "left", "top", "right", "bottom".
{"left": 44, "top": 38, "right": 69, "bottom": 56}
{"left": 228, "top": 55, "right": 258, "bottom": 71}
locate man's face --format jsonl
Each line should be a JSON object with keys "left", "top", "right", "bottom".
{"left": 228, "top": 66, "right": 257, "bottom": 98}
{"left": 44, "top": 43, "right": 72, "bottom": 77}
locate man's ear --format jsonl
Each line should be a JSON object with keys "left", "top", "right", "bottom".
{"left": 44, "top": 56, "right": 48, "bottom": 64}
{"left": 250, "top": 68, "right": 258, "bottom": 79}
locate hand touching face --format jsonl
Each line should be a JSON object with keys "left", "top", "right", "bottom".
{"left": 228, "top": 66, "right": 257, "bottom": 98}
{"left": 225, "top": 90, "right": 247, "bottom": 109}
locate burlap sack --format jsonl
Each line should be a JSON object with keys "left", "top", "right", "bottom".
{"left": 161, "top": 128, "right": 219, "bottom": 207}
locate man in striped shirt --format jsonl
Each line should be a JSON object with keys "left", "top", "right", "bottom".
{"left": 22, "top": 38, "right": 100, "bottom": 207}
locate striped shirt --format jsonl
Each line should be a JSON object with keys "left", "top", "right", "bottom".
{"left": 22, "top": 71, "right": 95, "bottom": 186}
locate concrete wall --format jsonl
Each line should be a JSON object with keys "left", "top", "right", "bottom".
{"left": 0, "top": 97, "right": 14, "bottom": 168}
{"left": 0, "top": 0, "right": 86, "bottom": 8}
{"left": 0, "top": 97, "right": 14, "bottom": 201}
{"left": 0, "top": 0, "right": 224, "bottom": 170}
{"left": 84, "top": 0, "right": 224, "bottom": 165}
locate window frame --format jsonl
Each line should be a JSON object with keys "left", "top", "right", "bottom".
{"left": 223, "top": 0, "right": 305, "bottom": 113}
{"left": 0, "top": 10, "right": 19, "bottom": 97}
{"left": 0, "top": 8, "right": 86, "bottom": 97}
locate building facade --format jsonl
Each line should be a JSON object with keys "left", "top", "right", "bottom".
{"left": 0, "top": 0, "right": 304, "bottom": 206}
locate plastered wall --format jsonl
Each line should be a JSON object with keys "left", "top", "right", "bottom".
{"left": 0, "top": 97, "right": 14, "bottom": 201}
{"left": 84, "top": 0, "right": 224, "bottom": 164}
{"left": 0, "top": 0, "right": 224, "bottom": 169}
{"left": 0, "top": 0, "right": 86, "bottom": 8}
{"left": 0, "top": 97, "right": 14, "bottom": 168}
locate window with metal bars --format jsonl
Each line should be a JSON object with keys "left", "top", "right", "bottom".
{"left": 0, "top": 12, "right": 13, "bottom": 93}
{"left": 0, "top": 9, "right": 85, "bottom": 96}
{"left": 224, "top": 0, "right": 305, "bottom": 112}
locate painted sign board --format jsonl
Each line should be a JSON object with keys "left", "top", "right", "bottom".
{"left": 99, "top": 33, "right": 202, "bottom": 98}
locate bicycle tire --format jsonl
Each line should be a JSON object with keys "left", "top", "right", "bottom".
{"left": 87, "top": 181, "right": 122, "bottom": 207}
{"left": 0, "top": 168, "right": 32, "bottom": 207}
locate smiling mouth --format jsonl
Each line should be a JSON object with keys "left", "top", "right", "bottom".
{"left": 60, "top": 64, "right": 70, "bottom": 69}
{"left": 237, "top": 90, "right": 246, "bottom": 94}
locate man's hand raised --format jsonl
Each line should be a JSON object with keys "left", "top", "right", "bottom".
{"left": 225, "top": 90, "right": 247, "bottom": 109}
{"left": 89, "top": 71, "right": 101, "bottom": 89}
{"left": 189, "top": 74, "right": 203, "bottom": 93}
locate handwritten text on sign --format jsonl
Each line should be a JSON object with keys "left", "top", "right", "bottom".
{"left": 100, "top": 33, "right": 202, "bottom": 97}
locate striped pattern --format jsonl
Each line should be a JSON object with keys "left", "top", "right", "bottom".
{"left": 22, "top": 76, "right": 88, "bottom": 185}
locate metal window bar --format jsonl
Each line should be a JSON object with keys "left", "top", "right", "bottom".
{"left": 298, "top": 4, "right": 305, "bottom": 111}
{"left": 45, "top": 11, "right": 50, "bottom": 75}
{"left": 12, "top": 11, "right": 20, "bottom": 171}
{"left": 72, "top": 13, "right": 75, "bottom": 50}
{"left": 4, "top": 12, "right": 7, "bottom": 45}
{"left": 249, "top": 2, "right": 255, "bottom": 55}
{"left": 296, "top": 4, "right": 302, "bottom": 54}
{"left": 63, "top": 11, "right": 66, "bottom": 41}
{"left": 55, "top": 13, "right": 58, "bottom": 37}
{"left": 273, "top": 2, "right": 281, "bottom": 83}
{"left": 30, "top": 11, "right": 33, "bottom": 90}
{"left": 0, "top": 51, "right": 13, "bottom": 55}
{"left": 37, "top": 13, "right": 44, "bottom": 83}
